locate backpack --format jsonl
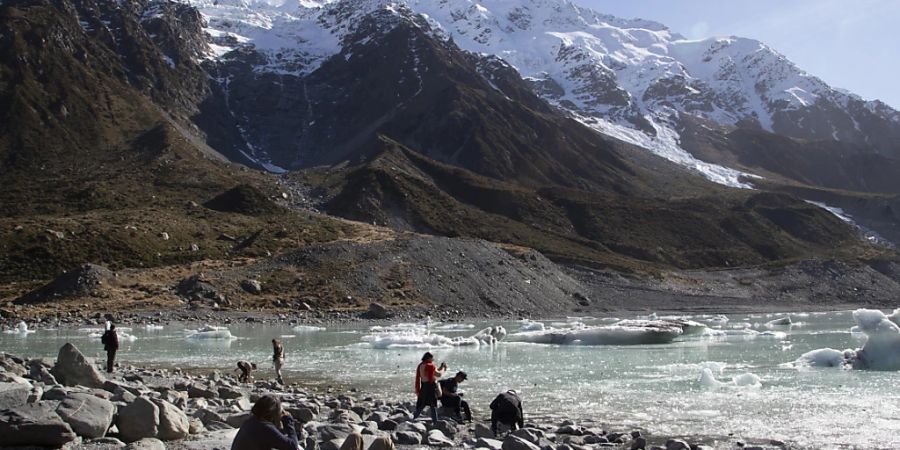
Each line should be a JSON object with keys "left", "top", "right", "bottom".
{"left": 101, "top": 330, "right": 110, "bottom": 346}
{"left": 490, "top": 391, "right": 520, "bottom": 415}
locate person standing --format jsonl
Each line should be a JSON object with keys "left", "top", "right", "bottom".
{"left": 412, "top": 352, "right": 446, "bottom": 425}
{"left": 272, "top": 339, "right": 285, "bottom": 384}
{"left": 490, "top": 390, "right": 524, "bottom": 436}
{"left": 101, "top": 324, "right": 119, "bottom": 373}
{"left": 439, "top": 371, "right": 472, "bottom": 422}
{"left": 231, "top": 394, "right": 300, "bottom": 450}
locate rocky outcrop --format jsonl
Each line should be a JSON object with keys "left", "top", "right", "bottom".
{"left": 0, "top": 403, "right": 78, "bottom": 447}
{"left": 55, "top": 392, "right": 116, "bottom": 438}
{"left": 117, "top": 396, "right": 161, "bottom": 443}
{"left": 152, "top": 398, "right": 190, "bottom": 441}
{"left": 15, "top": 264, "right": 113, "bottom": 304}
{"left": 51, "top": 343, "right": 106, "bottom": 388}
{"left": 0, "top": 381, "right": 30, "bottom": 410}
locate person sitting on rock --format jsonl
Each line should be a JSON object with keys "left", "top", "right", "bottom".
{"left": 237, "top": 360, "right": 258, "bottom": 383}
{"left": 412, "top": 351, "right": 446, "bottom": 425}
{"left": 489, "top": 390, "right": 524, "bottom": 436}
{"left": 272, "top": 339, "right": 285, "bottom": 384}
{"left": 101, "top": 324, "right": 119, "bottom": 373}
{"left": 231, "top": 394, "right": 299, "bottom": 450}
{"left": 439, "top": 371, "right": 472, "bottom": 423}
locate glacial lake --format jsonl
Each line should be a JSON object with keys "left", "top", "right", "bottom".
{"left": 2, "top": 310, "right": 898, "bottom": 449}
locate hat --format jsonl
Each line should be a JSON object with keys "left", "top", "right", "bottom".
{"left": 456, "top": 371, "right": 467, "bottom": 380}
{"left": 422, "top": 352, "right": 434, "bottom": 361}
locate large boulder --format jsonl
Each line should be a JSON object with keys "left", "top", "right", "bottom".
{"left": 317, "top": 423, "right": 356, "bottom": 441}
{"left": 124, "top": 437, "right": 167, "bottom": 450}
{"left": 392, "top": 431, "right": 422, "bottom": 445}
{"left": 118, "top": 397, "right": 160, "bottom": 442}
{"left": 56, "top": 392, "right": 116, "bottom": 438}
{"left": 365, "top": 303, "right": 391, "bottom": 319}
{"left": 0, "top": 403, "right": 78, "bottom": 447}
{"left": 15, "top": 263, "right": 113, "bottom": 304}
{"left": 503, "top": 435, "right": 542, "bottom": 450}
{"left": 152, "top": 399, "right": 189, "bottom": 441}
{"left": 52, "top": 343, "right": 106, "bottom": 388}
{"left": 0, "top": 381, "right": 30, "bottom": 409}
{"left": 477, "top": 438, "right": 504, "bottom": 450}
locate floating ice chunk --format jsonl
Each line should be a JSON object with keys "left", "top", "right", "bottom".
{"left": 794, "top": 348, "right": 854, "bottom": 368}
{"left": 766, "top": 317, "right": 792, "bottom": 328}
{"left": 4, "top": 321, "right": 35, "bottom": 335}
{"left": 698, "top": 368, "right": 762, "bottom": 389}
{"left": 369, "top": 323, "right": 425, "bottom": 333}
{"left": 615, "top": 319, "right": 707, "bottom": 336}
{"left": 292, "top": 325, "right": 326, "bottom": 332}
{"left": 888, "top": 309, "right": 900, "bottom": 327}
{"left": 507, "top": 324, "right": 683, "bottom": 346}
{"left": 473, "top": 326, "right": 507, "bottom": 344}
{"left": 144, "top": 324, "right": 164, "bottom": 330}
{"left": 706, "top": 315, "right": 729, "bottom": 326}
{"left": 757, "top": 331, "right": 787, "bottom": 339}
{"left": 636, "top": 312, "right": 658, "bottom": 321}
{"left": 851, "top": 309, "right": 900, "bottom": 370}
{"left": 518, "top": 320, "right": 545, "bottom": 332}
{"left": 186, "top": 325, "right": 237, "bottom": 340}
{"left": 434, "top": 323, "right": 476, "bottom": 331}
{"left": 77, "top": 327, "right": 104, "bottom": 333}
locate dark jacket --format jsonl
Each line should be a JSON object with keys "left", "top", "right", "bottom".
{"left": 439, "top": 378, "right": 459, "bottom": 398}
{"left": 490, "top": 391, "right": 524, "bottom": 428}
{"left": 102, "top": 330, "right": 119, "bottom": 352}
{"left": 231, "top": 415, "right": 299, "bottom": 450}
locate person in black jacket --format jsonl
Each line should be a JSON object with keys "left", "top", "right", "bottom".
{"left": 489, "top": 390, "right": 524, "bottom": 436}
{"left": 101, "top": 324, "right": 119, "bottom": 373}
{"left": 439, "top": 371, "right": 471, "bottom": 422}
{"left": 231, "top": 395, "right": 299, "bottom": 450}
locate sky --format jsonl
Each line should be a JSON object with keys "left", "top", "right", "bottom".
{"left": 583, "top": 0, "right": 900, "bottom": 110}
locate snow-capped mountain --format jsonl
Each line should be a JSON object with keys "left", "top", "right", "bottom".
{"left": 184, "top": 0, "right": 900, "bottom": 187}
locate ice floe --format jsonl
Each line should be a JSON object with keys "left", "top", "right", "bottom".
{"left": 292, "top": 325, "right": 326, "bottom": 332}
{"left": 698, "top": 368, "right": 762, "bottom": 389}
{"left": 3, "top": 321, "right": 35, "bottom": 335}
{"left": 507, "top": 323, "right": 683, "bottom": 346}
{"left": 186, "top": 325, "right": 237, "bottom": 340}
{"left": 791, "top": 308, "right": 900, "bottom": 370}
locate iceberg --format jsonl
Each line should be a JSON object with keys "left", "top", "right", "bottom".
{"left": 186, "top": 325, "right": 237, "bottom": 340}
{"left": 3, "top": 321, "right": 35, "bottom": 335}
{"left": 615, "top": 319, "right": 707, "bottom": 336}
{"left": 792, "top": 309, "right": 900, "bottom": 370}
{"left": 507, "top": 324, "right": 683, "bottom": 346}
{"left": 518, "top": 320, "right": 546, "bottom": 332}
{"left": 698, "top": 368, "right": 762, "bottom": 389}
{"left": 765, "top": 317, "right": 792, "bottom": 328}
{"left": 292, "top": 325, "right": 326, "bottom": 332}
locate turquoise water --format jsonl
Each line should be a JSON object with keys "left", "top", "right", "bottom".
{"left": 2, "top": 311, "right": 898, "bottom": 449}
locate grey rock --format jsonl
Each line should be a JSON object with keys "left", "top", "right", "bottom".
{"left": 427, "top": 429, "right": 454, "bottom": 447}
{"left": 124, "top": 437, "right": 167, "bottom": 450}
{"left": 218, "top": 386, "right": 244, "bottom": 400}
{"left": 513, "top": 428, "right": 544, "bottom": 444}
{"left": 240, "top": 279, "right": 262, "bottom": 294}
{"left": 392, "top": 430, "right": 423, "bottom": 445}
{"left": 584, "top": 435, "right": 609, "bottom": 444}
{"left": 503, "top": 435, "right": 542, "bottom": 450}
{"left": 288, "top": 406, "right": 316, "bottom": 423}
{"left": 42, "top": 386, "right": 69, "bottom": 400}
{"left": 629, "top": 437, "right": 647, "bottom": 450}
{"left": 0, "top": 403, "right": 78, "bottom": 447}
{"left": 665, "top": 439, "right": 690, "bottom": 450}
{"left": 477, "top": 438, "right": 504, "bottom": 450}
{"left": 152, "top": 399, "right": 189, "bottom": 441}
{"left": 204, "top": 420, "right": 234, "bottom": 431}
{"left": 366, "top": 303, "right": 390, "bottom": 319}
{"left": 56, "top": 392, "right": 116, "bottom": 438}
{"left": 188, "top": 418, "right": 206, "bottom": 435}
{"left": 51, "top": 343, "right": 106, "bottom": 388}
{"left": 378, "top": 419, "right": 398, "bottom": 431}
{"left": 366, "top": 411, "right": 389, "bottom": 424}
{"left": 556, "top": 425, "right": 582, "bottom": 435}
{"left": 188, "top": 384, "right": 218, "bottom": 399}
{"left": 0, "top": 381, "right": 30, "bottom": 409}
{"left": 193, "top": 408, "right": 226, "bottom": 426}
{"left": 474, "top": 422, "right": 495, "bottom": 438}
{"left": 395, "top": 420, "right": 427, "bottom": 435}
{"left": 317, "top": 422, "right": 356, "bottom": 441}
{"left": 330, "top": 408, "right": 362, "bottom": 423}
{"left": 225, "top": 411, "right": 252, "bottom": 428}
{"left": 29, "top": 363, "right": 58, "bottom": 385}
{"left": 117, "top": 396, "right": 160, "bottom": 442}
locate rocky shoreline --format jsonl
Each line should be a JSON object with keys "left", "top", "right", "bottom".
{"left": 0, "top": 344, "right": 789, "bottom": 450}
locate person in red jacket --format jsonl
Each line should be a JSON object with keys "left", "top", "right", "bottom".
{"left": 412, "top": 352, "right": 446, "bottom": 425}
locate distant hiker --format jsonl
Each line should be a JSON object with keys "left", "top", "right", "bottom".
{"left": 412, "top": 352, "right": 447, "bottom": 425}
{"left": 439, "top": 371, "right": 472, "bottom": 422}
{"left": 237, "top": 360, "right": 257, "bottom": 383}
{"left": 490, "top": 390, "right": 524, "bottom": 436}
{"left": 101, "top": 324, "right": 119, "bottom": 373}
{"left": 231, "top": 394, "right": 300, "bottom": 450}
{"left": 272, "top": 339, "right": 285, "bottom": 384}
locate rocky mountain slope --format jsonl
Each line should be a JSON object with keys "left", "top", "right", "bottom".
{"left": 1, "top": 0, "right": 898, "bottom": 314}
